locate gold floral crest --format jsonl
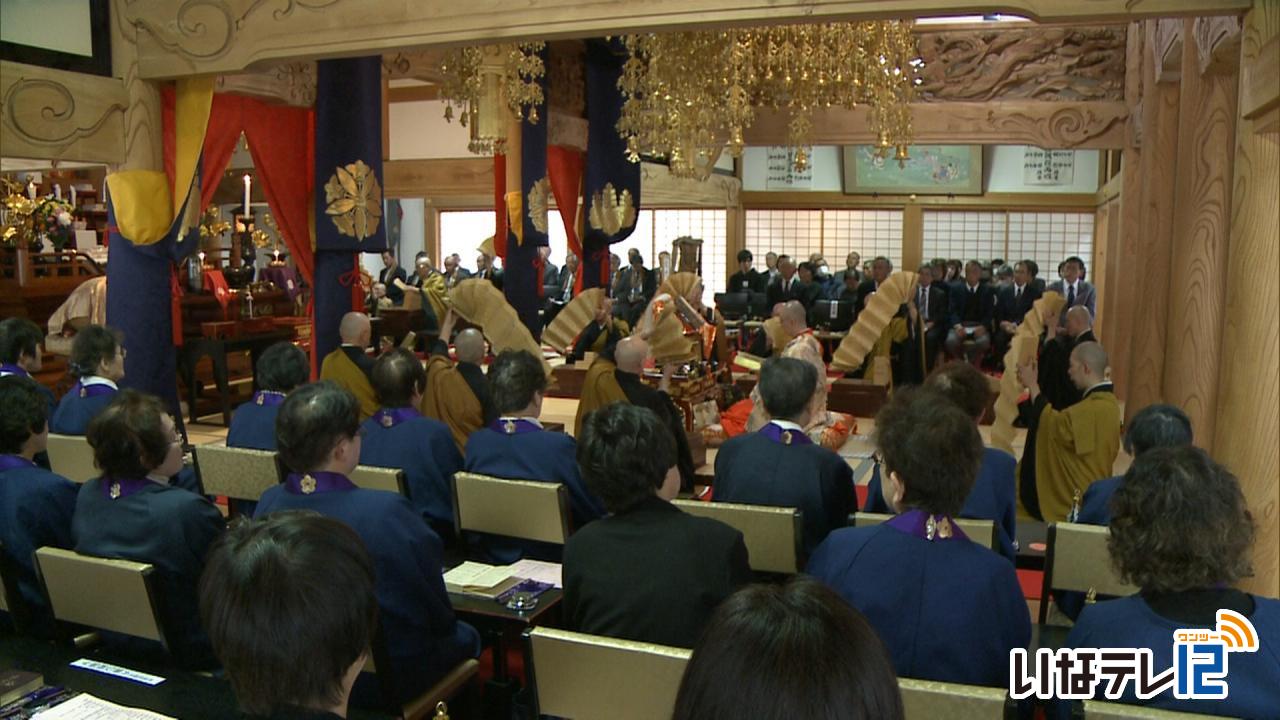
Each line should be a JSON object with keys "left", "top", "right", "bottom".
{"left": 324, "top": 159, "right": 382, "bottom": 241}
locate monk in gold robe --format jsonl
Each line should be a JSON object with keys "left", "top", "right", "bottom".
{"left": 574, "top": 336, "right": 696, "bottom": 489}
{"left": 420, "top": 312, "right": 491, "bottom": 453}
{"left": 1015, "top": 341, "right": 1121, "bottom": 521}
{"left": 319, "top": 312, "right": 380, "bottom": 421}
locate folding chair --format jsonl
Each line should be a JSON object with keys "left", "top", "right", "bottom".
{"left": 851, "top": 511, "right": 1000, "bottom": 554}
{"left": 192, "top": 443, "right": 280, "bottom": 506}
{"left": 1038, "top": 522, "right": 1137, "bottom": 624}
{"left": 349, "top": 464, "right": 408, "bottom": 497}
{"left": 899, "top": 677, "right": 1015, "bottom": 719}
{"left": 672, "top": 499, "right": 803, "bottom": 574}
{"left": 451, "top": 472, "right": 570, "bottom": 545}
{"left": 46, "top": 433, "right": 98, "bottom": 483}
{"left": 34, "top": 547, "right": 165, "bottom": 646}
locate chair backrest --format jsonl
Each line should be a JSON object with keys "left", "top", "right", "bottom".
{"left": 452, "top": 472, "right": 571, "bottom": 544}
{"left": 851, "top": 512, "right": 999, "bottom": 554}
{"left": 34, "top": 547, "right": 164, "bottom": 644}
{"left": 525, "top": 626, "right": 691, "bottom": 720}
{"left": 1082, "top": 700, "right": 1223, "bottom": 719}
{"left": 1040, "top": 522, "right": 1138, "bottom": 623}
{"left": 672, "top": 499, "right": 802, "bottom": 574}
{"left": 349, "top": 464, "right": 408, "bottom": 497}
{"left": 46, "top": 433, "right": 97, "bottom": 483}
{"left": 193, "top": 443, "right": 280, "bottom": 501}
{"left": 899, "top": 677, "right": 1014, "bottom": 720}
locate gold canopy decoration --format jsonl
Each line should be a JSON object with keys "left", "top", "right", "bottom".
{"left": 448, "top": 279, "right": 552, "bottom": 377}
{"left": 990, "top": 291, "right": 1067, "bottom": 455}
{"left": 438, "top": 23, "right": 922, "bottom": 179}
{"left": 543, "top": 287, "right": 606, "bottom": 354}
{"left": 830, "top": 271, "right": 917, "bottom": 372}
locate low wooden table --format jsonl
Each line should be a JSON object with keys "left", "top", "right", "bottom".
{"left": 176, "top": 329, "right": 293, "bottom": 426}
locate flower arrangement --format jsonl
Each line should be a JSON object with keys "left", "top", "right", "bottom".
{"left": 199, "top": 205, "right": 232, "bottom": 240}
{"left": 1, "top": 179, "right": 76, "bottom": 251}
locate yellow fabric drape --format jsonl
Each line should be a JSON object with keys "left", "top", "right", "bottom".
{"left": 574, "top": 357, "right": 628, "bottom": 436}
{"left": 105, "top": 77, "right": 214, "bottom": 246}
{"left": 1020, "top": 389, "right": 1122, "bottom": 522}
{"left": 319, "top": 349, "right": 379, "bottom": 421}
{"left": 420, "top": 355, "right": 485, "bottom": 453}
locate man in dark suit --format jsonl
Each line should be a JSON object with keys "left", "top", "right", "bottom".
{"left": 442, "top": 254, "right": 470, "bottom": 289}
{"left": 853, "top": 256, "right": 894, "bottom": 316}
{"left": 539, "top": 246, "right": 559, "bottom": 297}
{"left": 766, "top": 256, "right": 803, "bottom": 309}
{"left": 1046, "top": 256, "right": 1095, "bottom": 324}
{"left": 727, "top": 249, "right": 765, "bottom": 294}
{"left": 901, "top": 263, "right": 950, "bottom": 384}
{"left": 794, "top": 262, "right": 823, "bottom": 310}
{"left": 713, "top": 357, "right": 857, "bottom": 556}
{"left": 378, "top": 250, "right": 408, "bottom": 306}
{"left": 612, "top": 254, "right": 656, "bottom": 329}
{"left": 945, "top": 260, "right": 995, "bottom": 367}
{"left": 563, "top": 403, "right": 751, "bottom": 648}
{"left": 543, "top": 252, "right": 579, "bottom": 327}
{"left": 993, "top": 260, "right": 1043, "bottom": 363}
{"left": 474, "top": 252, "right": 503, "bottom": 289}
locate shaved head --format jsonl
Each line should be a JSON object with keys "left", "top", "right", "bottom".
{"left": 1065, "top": 305, "right": 1094, "bottom": 337}
{"left": 1070, "top": 341, "right": 1109, "bottom": 387}
{"left": 780, "top": 300, "right": 808, "bottom": 335}
{"left": 454, "top": 328, "right": 486, "bottom": 364}
{"left": 615, "top": 336, "right": 649, "bottom": 374}
{"left": 338, "top": 312, "right": 370, "bottom": 345}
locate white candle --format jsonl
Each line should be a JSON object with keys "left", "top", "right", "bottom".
{"left": 243, "top": 174, "right": 252, "bottom": 217}
{"left": 54, "top": 184, "right": 62, "bottom": 200}
{"left": 26, "top": 181, "right": 36, "bottom": 200}
{"left": 70, "top": 186, "right": 77, "bottom": 207}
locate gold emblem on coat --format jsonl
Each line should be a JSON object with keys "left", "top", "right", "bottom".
{"left": 80, "top": 387, "right": 88, "bottom": 398}
{"left": 503, "top": 420, "right": 517, "bottom": 434}
{"left": 781, "top": 430, "right": 793, "bottom": 445}
{"left": 588, "top": 183, "right": 636, "bottom": 236}
{"left": 925, "top": 515, "right": 953, "bottom": 540}
{"left": 323, "top": 159, "right": 383, "bottom": 241}
{"left": 300, "top": 474, "right": 317, "bottom": 494}
{"left": 380, "top": 413, "right": 394, "bottom": 428}
{"left": 109, "top": 482, "right": 122, "bottom": 499}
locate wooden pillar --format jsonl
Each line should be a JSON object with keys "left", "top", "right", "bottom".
{"left": 1122, "top": 21, "right": 1182, "bottom": 420}
{"left": 901, "top": 204, "right": 924, "bottom": 273}
{"left": 1162, "top": 18, "right": 1238, "bottom": 447}
{"left": 109, "top": 0, "right": 162, "bottom": 172}
{"left": 1214, "top": 3, "right": 1279, "bottom": 598}
{"left": 725, "top": 204, "right": 745, "bottom": 288}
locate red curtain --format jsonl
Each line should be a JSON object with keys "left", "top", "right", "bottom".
{"left": 547, "top": 145, "right": 584, "bottom": 291}
{"left": 493, "top": 153, "right": 508, "bottom": 259}
{"left": 163, "top": 90, "right": 315, "bottom": 285}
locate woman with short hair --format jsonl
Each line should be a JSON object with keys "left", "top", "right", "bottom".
{"left": 227, "top": 341, "right": 309, "bottom": 452}
{"left": 74, "top": 390, "right": 225, "bottom": 668}
{"left": 1064, "top": 446, "right": 1279, "bottom": 717}
{"left": 51, "top": 324, "right": 125, "bottom": 435}
{"left": 806, "top": 387, "right": 1030, "bottom": 687}
{"left": 672, "top": 577, "right": 903, "bottom": 720}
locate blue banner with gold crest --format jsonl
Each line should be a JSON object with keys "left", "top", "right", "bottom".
{"left": 581, "top": 39, "right": 641, "bottom": 290}
{"left": 505, "top": 45, "right": 550, "bottom": 338}
{"left": 313, "top": 56, "right": 386, "bottom": 364}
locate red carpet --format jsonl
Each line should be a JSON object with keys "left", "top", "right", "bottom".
{"left": 1018, "top": 568, "right": 1043, "bottom": 600}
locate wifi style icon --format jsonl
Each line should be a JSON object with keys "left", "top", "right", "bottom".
{"left": 1216, "top": 609, "right": 1260, "bottom": 652}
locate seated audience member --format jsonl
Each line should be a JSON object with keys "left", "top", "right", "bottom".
{"left": 51, "top": 324, "right": 125, "bottom": 435}
{"left": 543, "top": 252, "right": 579, "bottom": 326}
{"left": 0, "top": 317, "right": 55, "bottom": 412}
{"left": 319, "top": 312, "right": 378, "bottom": 421}
{"left": 1017, "top": 341, "right": 1121, "bottom": 521}
{"left": 901, "top": 263, "right": 949, "bottom": 384}
{"left": 993, "top": 260, "right": 1042, "bottom": 362}
{"left": 864, "top": 362, "right": 1017, "bottom": 560}
{"left": 255, "top": 382, "right": 478, "bottom": 703}
{"left": 421, "top": 313, "right": 493, "bottom": 452}
{"left": 672, "top": 578, "right": 903, "bottom": 720}
{"left": 807, "top": 388, "right": 1030, "bottom": 687}
{"left": 564, "top": 403, "right": 750, "bottom": 648}
{"left": 74, "top": 390, "right": 225, "bottom": 668}
{"left": 1053, "top": 403, "right": 1195, "bottom": 621}
{"left": 727, "top": 249, "right": 764, "bottom": 293}
{"left": 200, "top": 513, "right": 376, "bottom": 720}
{"left": 0, "top": 377, "right": 78, "bottom": 633}
{"left": 1064, "top": 446, "right": 1279, "bottom": 717}
{"left": 714, "top": 357, "right": 857, "bottom": 556}
{"left": 360, "top": 349, "right": 462, "bottom": 536}
{"left": 1077, "top": 403, "right": 1192, "bottom": 526}
{"left": 944, "top": 260, "right": 994, "bottom": 367}
{"left": 464, "top": 350, "right": 604, "bottom": 562}
{"left": 794, "top": 262, "right": 823, "bottom": 309}
{"left": 227, "top": 341, "right": 309, "bottom": 451}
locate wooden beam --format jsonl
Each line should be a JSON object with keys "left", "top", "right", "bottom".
{"left": 743, "top": 101, "right": 1129, "bottom": 150}
{"left": 124, "top": 0, "right": 1251, "bottom": 80}
{"left": 740, "top": 191, "right": 1097, "bottom": 210}
{"left": 1194, "top": 15, "right": 1243, "bottom": 76}
{"left": 384, "top": 157, "right": 493, "bottom": 198}
{"left": 1241, "top": 30, "right": 1280, "bottom": 123}
{"left": 0, "top": 61, "right": 127, "bottom": 164}
{"left": 388, "top": 85, "right": 440, "bottom": 103}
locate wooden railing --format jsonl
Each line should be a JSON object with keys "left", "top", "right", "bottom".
{"left": 0, "top": 247, "right": 104, "bottom": 289}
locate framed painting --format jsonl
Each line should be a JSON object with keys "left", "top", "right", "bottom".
{"left": 842, "top": 145, "right": 983, "bottom": 195}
